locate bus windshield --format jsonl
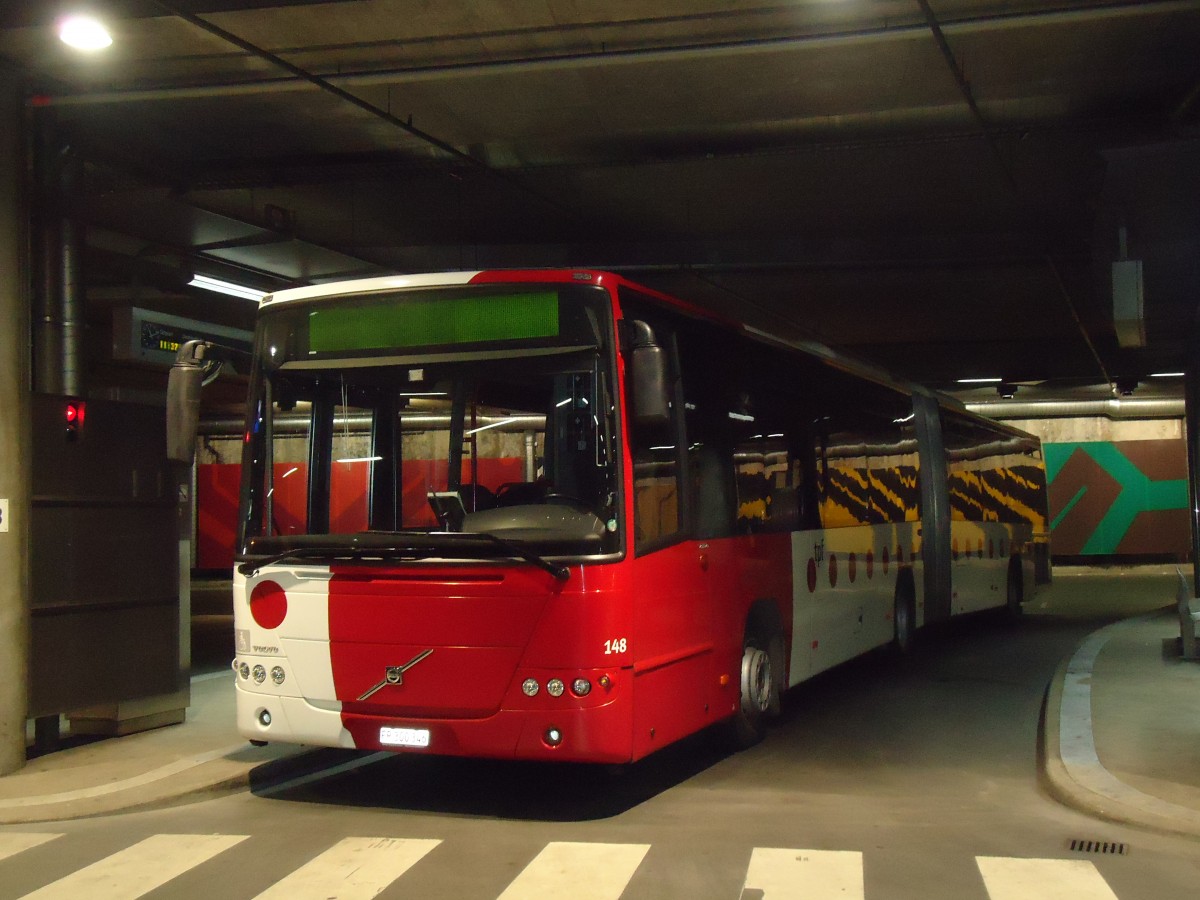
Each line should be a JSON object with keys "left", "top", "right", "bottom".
{"left": 238, "top": 283, "right": 620, "bottom": 560}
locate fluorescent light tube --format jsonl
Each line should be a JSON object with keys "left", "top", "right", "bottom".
{"left": 189, "top": 274, "right": 266, "bottom": 302}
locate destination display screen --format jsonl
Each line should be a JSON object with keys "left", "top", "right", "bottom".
{"left": 307, "top": 291, "right": 560, "bottom": 353}
{"left": 259, "top": 284, "right": 607, "bottom": 364}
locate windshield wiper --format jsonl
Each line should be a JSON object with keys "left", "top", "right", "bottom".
{"left": 236, "top": 544, "right": 433, "bottom": 577}
{"left": 237, "top": 531, "right": 570, "bottom": 580}
{"left": 460, "top": 532, "right": 570, "bottom": 581}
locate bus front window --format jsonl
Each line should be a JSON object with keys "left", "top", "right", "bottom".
{"left": 243, "top": 357, "right": 618, "bottom": 555}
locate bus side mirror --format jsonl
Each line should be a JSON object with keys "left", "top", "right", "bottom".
{"left": 166, "top": 342, "right": 206, "bottom": 464}
{"left": 627, "top": 321, "right": 670, "bottom": 426}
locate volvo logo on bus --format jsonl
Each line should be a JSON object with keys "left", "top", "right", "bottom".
{"left": 357, "top": 649, "right": 434, "bottom": 701}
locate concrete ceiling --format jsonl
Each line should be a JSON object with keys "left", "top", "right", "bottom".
{"left": 2, "top": 0, "right": 1199, "bottom": 401}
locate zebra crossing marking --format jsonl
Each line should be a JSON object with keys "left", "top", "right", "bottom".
{"left": 976, "top": 856, "right": 1119, "bottom": 900}
{"left": 251, "top": 836, "right": 441, "bottom": 899}
{"left": 0, "top": 834, "right": 62, "bottom": 863}
{"left": 2, "top": 831, "right": 1137, "bottom": 900}
{"left": 495, "top": 841, "right": 651, "bottom": 900}
{"left": 17, "top": 833, "right": 248, "bottom": 900}
{"left": 741, "top": 848, "right": 865, "bottom": 900}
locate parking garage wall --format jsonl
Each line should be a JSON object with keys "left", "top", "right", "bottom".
{"left": 1003, "top": 417, "right": 1188, "bottom": 562}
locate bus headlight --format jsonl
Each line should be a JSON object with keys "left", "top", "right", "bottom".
{"left": 270, "top": 666, "right": 286, "bottom": 685}
{"left": 521, "top": 678, "right": 540, "bottom": 697}
{"left": 252, "top": 665, "right": 267, "bottom": 684}
{"left": 546, "top": 678, "right": 565, "bottom": 697}
{"left": 239, "top": 663, "right": 250, "bottom": 680}
{"left": 571, "top": 678, "right": 591, "bottom": 697}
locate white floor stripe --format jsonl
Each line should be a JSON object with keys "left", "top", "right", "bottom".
{"left": 496, "top": 841, "right": 651, "bottom": 900}
{"left": 0, "top": 833, "right": 62, "bottom": 863}
{"left": 18, "top": 833, "right": 248, "bottom": 900}
{"left": 742, "top": 848, "right": 865, "bottom": 900}
{"left": 977, "top": 856, "right": 1119, "bottom": 900}
{"left": 251, "top": 837, "right": 441, "bottom": 900}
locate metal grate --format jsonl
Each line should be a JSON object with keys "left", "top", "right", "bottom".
{"left": 1069, "top": 839, "right": 1127, "bottom": 855}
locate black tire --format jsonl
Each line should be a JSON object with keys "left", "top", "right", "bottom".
{"left": 728, "top": 629, "right": 776, "bottom": 749}
{"left": 1006, "top": 558, "right": 1024, "bottom": 619}
{"left": 892, "top": 577, "right": 916, "bottom": 656}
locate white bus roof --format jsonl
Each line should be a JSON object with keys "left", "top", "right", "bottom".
{"left": 261, "top": 272, "right": 482, "bottom": 307}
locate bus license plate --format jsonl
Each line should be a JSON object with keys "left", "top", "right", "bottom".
{"left": 379, "top": 726, "right": 430, "bottom": 748}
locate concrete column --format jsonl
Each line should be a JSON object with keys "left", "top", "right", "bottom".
{"left": 0, "top": 69, "right": 31, "bottom": 774}
{"left": 1187, "top": 326, "right": 1200, "bottom": 591}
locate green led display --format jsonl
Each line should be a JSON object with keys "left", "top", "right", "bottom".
{"left": 307, "top": 291, "right": 560, "bottom": 353}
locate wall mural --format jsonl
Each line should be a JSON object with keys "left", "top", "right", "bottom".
{"left": 1045, "top": 440, "right": 1189, "bottom": 557}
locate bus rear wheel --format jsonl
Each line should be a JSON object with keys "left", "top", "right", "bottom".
{"left": 1006, "top": 558, "right": 1024, "bottom": 619}
{"left": 892, "top": 577, "right": 916, "bottom": 656}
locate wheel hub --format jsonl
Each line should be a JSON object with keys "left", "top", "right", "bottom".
{"left": 741, "top": 646, "right": 772, "bottom": 715}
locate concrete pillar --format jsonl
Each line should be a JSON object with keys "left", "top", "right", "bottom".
{"left": 0, "top": 69, "right": 31, "bottom": 774}
{"left": 1187, "top": 327, "right": 1200, "bottom": 592}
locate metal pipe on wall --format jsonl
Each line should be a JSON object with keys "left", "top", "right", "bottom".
{"left": 30, "top": 117, "right": 85, "bottom": 398}
{"left": 59, "top": 193, "right": 84, "bottom": 398}
{"left": 32, "top": 113, "right": 61, "bottom": 395}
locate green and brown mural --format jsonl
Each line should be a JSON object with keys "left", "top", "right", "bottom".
{"left": 1046, "top": 440, "right": 1190, "bottom": 557}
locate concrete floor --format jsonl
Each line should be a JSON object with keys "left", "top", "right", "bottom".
{"left": 3, "top": 566, "right": 1197, "bottom": 898}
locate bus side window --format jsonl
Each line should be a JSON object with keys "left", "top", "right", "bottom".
{"left": 734, "top": 433, "right": 799, "bottom": 533}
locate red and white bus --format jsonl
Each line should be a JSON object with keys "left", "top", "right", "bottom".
{"left": 169, "top": 269, "right": 1049, "bottom": 763}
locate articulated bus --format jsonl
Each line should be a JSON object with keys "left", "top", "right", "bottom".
{"left": 168, "top": 270, "right": 1049, "bottom": 763}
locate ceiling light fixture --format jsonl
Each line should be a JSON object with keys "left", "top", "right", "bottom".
{"left": 188, "top": 274, "right": 266, "bottom": 302}
{"left": 1150, "top": 372, "right": 1185, "bottom": 378}
{"left": 58, "top": 15, "right": 113, "bottom": 51}
{"left": 956, "top": 377, "right": 1002, "bottom": 384}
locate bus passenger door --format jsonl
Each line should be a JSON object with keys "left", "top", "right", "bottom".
{"left": 625, "top": 320, "right": 722, "bottom": 756}
{"left": 628, "top": 443, "right": 720, "bottom": 755}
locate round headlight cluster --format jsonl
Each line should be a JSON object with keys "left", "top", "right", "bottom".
{"left": 234, "top": 659, "right": 286, "bottom": 687}
{"left": 521, "top": 676, "right": 598, "bottom": 698}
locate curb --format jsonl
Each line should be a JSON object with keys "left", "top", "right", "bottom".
{"left": 1041, "top": 615, "right": 1200, "bottom": 841}
{"left": 0, "top": 742, "right": 278, "bottom": 825}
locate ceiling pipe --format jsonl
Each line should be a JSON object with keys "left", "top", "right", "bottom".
{"left": 31, "top": 1, "right": 1197, "bottom": 107}
{"left": 966, "top": 397, "right": 1184, "bottom": 420}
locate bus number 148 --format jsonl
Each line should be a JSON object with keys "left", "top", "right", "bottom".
{"left": 604, "top": 638, "right": 627, "bottom": 655}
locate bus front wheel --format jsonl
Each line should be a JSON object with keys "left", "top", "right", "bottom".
{"left": 728, "top": 631, "right": 776, "bottom": 749}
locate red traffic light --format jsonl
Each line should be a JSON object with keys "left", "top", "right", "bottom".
{"left": 65, "top": 399, "right": 86, "bottom": 436}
